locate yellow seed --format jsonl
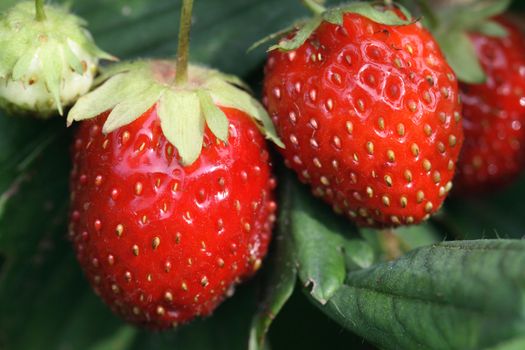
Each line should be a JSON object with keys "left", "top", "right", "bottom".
{"left": 449, "top": 135, "right": 457, "bottom": 147}
{"left": 366, "top": 141, "right": 374, "bottom": 155}
{"left": 417, "top": 191, "right": 424, "bottom": 203}
{"left": 152, "top": 237, "right": 160, "bottom": 250}
{"left": 382, "top": 195, "right": 390, "bottom": 207}
{"left": 423, "top": 159, "right": 432, "bottom": 171}
{"left": 384, "top": 175, "right": 393, "bottom": 187}
{"left": 404, "top": 170, "right": 413, "bottom": 182}
{"left": 378, "top": 117, "right": 385, "bottom": 130}
{"left": 366, "top": 186, "right": 374, "bottom": 198}
{"left": 400, "top": 196, "right": 408, "bottom": 208}
{"left": 156, "top": 306, "right": 165, "bottom": 315}
{"left": 424, "top": 124, "right": 432, "bottom": 136}
{"left": 116, "top": 224, "right": 124, "bottom": 237}
{"left": 387, "top": 150, "right": 395, "bottom": 162}
{"left": 346, "top": 121, "right": 353, "bottom": 134}
{"left": 165, "top": 292, "right": 173, "bottom": 302}
{"left": 397, "top": 123, "right": 405, "bottom": 136}
{"left": 433, "top": 171, "right": 441, "bottom": 183}
{"left": 391, "top": 216, "right": 400, "bottom": 224}
{"left": 201, "top": 276, "right": 209, "bottom": 287}
{"left": 425, "top": 202, "right": 433, "bottom": 213}
{"left": 411, "top": 143, "right": 420, "bottom": 157}
{"left": 135, "top": 182, "right": 143, "bottom": 195}
{"left": 132, "top": 245, "right": 139, "bottom": 256}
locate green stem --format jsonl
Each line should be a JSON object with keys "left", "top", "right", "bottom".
{"left": 35, "top": 0, "right": 46, "bottom": 21}
{"left": 175, "top": 0, "right": 194, "bottom": 86}
{"left": 301, "top": 0, "right": 326, "bottom": 15}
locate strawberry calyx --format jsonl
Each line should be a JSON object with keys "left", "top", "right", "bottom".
{"left": 67, "top": 60, "right": 283, "bottom": 166}
{"left": 412, "top": 0, "right": 511, "bottom": 84}
{"left": 0, "top": 1, "right": 115, "bottom": 116}
{"left": 250, "top": 1, "right": 412, "bottom": 52}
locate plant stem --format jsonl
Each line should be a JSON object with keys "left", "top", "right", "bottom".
{"left": 35, "top": 0, "right": 46, "bottom": 21}
{"left": 175, "top": 0, "right": 194, "bottom": 86}
{"left": 301, "top": 0, "right": 326, "bottom": 15}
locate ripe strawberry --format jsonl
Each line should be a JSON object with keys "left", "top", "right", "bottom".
{"left": 454, "top": 18, "right": 525, "bottom": 192}
{"left": 262, "top": 4, "right": 463, "bottom": 227}
{"left": 67, "top": 60, "right": 279, "bottom": 329}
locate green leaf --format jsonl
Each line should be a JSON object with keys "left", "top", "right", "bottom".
{"left": 316, "top": 240, "right": 525, "bottom": 350}
{"left": 285, "top": 173, "right": 352, "bottom": 304}
{"left": 197, "top": 89, "right": 229, "bottom": 142}
{"left": 158, "top": 90, "right": 204, "bottom": 166}
{"left": 438, "top": 30, "right": 486, "bottom": 84}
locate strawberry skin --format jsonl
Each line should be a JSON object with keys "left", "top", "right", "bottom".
{"left": 263, "top": 13, "right": 463, "bottom": 227}
{"left": 455, "top": 18, "right": 525, "bottom": 192}
{"left": 69, "top": 106, "right": 276, "bottom": 329}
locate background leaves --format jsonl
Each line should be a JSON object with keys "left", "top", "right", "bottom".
{"left": 1, "top": 1, "right": 525, "bottom": 350}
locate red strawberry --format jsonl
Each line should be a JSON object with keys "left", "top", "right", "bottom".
{"left": 67, "top": 60, "right": 279, "bottom": 329}
{"left": 262, "top": 5, "right": 463, "bottom": 227}
{"left": 454, "top": 18, "right": 525, "bottom": 192}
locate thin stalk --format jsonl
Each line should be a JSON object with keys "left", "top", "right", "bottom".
{"left": 175, "top": 0, "right": 194, "bottom": 86}
{"left": 35, "top": 0, "right": 46, "bottom": 21}
{"left": 301, "top": 0, "right": 326, "bottom": 15}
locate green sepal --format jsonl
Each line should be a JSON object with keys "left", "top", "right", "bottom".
{"left": 267, "top": 2, "right": 411, "bottom": 52}
{"left": 158, "top": 91, "right": 204, "bottom": 166}
{"left": 323, "top": 2, "right": 411, "bottom": 26}
{"left": 436, "top": 30, "right": 486, "bottom": 84}
{"left": 40, "top": 42, "right": 64, "bottom": 115}
{"left": 203, "top": 77, "right": 284, "bottom": 148}
{"left": 470, "top": 19, "right": 508, "bottom": 37}
{"left": 247, "top": 22, "right": 301, "bottom": 52}
{"left": 197, "top": 90, "right": 229, "bottom": 143}
{"left": 68, "top": 60, "right": 284, "bottom": 166}
{"left": 418, "top": 0, "right": 512, "bottom": 84}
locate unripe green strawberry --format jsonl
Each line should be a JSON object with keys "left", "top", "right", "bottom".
{"left": 0, "top": 1, "right": 114, "bottom": 117}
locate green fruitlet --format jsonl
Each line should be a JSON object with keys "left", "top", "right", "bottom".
{"left": 0, "top": 1, "right": 113, "bottom": 117}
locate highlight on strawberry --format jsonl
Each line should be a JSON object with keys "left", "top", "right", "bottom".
{"left": 66, "top": 0, "right": 281, "bottom": 329}
{"left": 258, "top": 0, "right": 463, "bottom": 227}
{"left": 0, "top": 0, "right": 114, "bottom": 117}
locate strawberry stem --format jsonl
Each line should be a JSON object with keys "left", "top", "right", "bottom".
{"left": 175, "top": 0, "right": 194, "bottom": 86}
{"left": 301, "top": 0, "right": 325, "bottom": 15}
{"left": 35, "top": 0, "right": 46, "bottom": 21}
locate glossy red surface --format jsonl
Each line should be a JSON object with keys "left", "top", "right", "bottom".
{"left": 455, "top": 18, "right": 525, "bottom": 192}
{"left": 69, "top": 106, "right": 276, "bottom": 329}
{"left": 263, "top": 13, "right": 463, "bottom": 227}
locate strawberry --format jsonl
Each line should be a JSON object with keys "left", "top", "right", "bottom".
{"left": 67, "top": 0, "right": 281, "bottom": 328}
{"left": 453, "top": 18, "right": 525, "bottom": 192}
{"left": 0, "top": 0, "right": 113, "bottom": 117}
{"left": 69, "top": 97, "right": 276, "bottom": 329}
{"left": 261, "top": 2, "right": 463, "bottom": 227}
